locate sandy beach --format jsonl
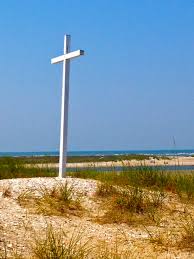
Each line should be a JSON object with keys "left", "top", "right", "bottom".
{"left": 31, "top": 156, "right": 194, "bottom": 169}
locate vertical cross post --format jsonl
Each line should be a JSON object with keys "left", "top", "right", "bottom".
{"left": 59, "top": 35, "right": 70, "bottom": 178}
{"left": 51, "top": 35, "right": 84, "bottom": 178}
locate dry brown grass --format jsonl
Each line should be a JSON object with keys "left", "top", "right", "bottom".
{"left": 144, "top": 210, "right": 194, "bottom": 253}
{"left": 32, "top": 224, "right": 91, "bottom": 259}
{"left": 32, "top": 224, "right": 138, "bottom": 259}
{"left": 96, "top": 183, "right": 165, "bottom": 226}
{"left": 17, "top": 182, "right": 83, "bottom": 217}
{"left": 96, "top": 182, "right": 117, "bottom": 197}
{"left": 178, "top": 215, "right": 194, "bottom": 250}
{"left": 2, "top": 186, "right": 12, "bottom": 198}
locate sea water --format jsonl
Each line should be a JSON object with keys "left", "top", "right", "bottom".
{"left": 0, "top": 149, "right": 194, "bottom": 157}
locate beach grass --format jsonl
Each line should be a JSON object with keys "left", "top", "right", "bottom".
{"left": 1, "top": 157, "right": 194, "bottom": 201}
{"left": 0, "top": 222, "right": 135, "bottom": 258}
{"left": 18, "top": 182, "right": 83, "bottom": 217}
{"left": 32, "top": 224, "right": 91, "bottom": 259}
{"left": 0, "top": 157, "right": 57, "bottom": 179}
{"left": 95, "top": 183, "right": 165, "bottom": 225}
{"left": 0, "top": 153, "right": 164, "bottom": 164}
{"left": 32, "top": 224, "right": 135, "bottom": 259}
{"left": 70, "top": 167, "right": 194, "bottom": 201}
{"left": 2, "top": 158, "right": 194, "bottom": 257}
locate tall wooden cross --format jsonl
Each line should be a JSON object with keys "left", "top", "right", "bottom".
{"left": 51, "top": 35, "right": 84, "bottom": 178}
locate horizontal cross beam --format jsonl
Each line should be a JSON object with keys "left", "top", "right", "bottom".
{"left": 51, "top": 49, "right": 84, "bottom": 64}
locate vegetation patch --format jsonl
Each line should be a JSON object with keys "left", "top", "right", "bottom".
{"left": 0, "top": 154, "right": 162, "bottom": 164}
{"left": 18, "top": 182, "right": 83, "bottom": 217}
{"left": 96, "top": 182, "right": 165, "bottom": 225}
{"left": 33, "top": 225, "right": 91, "bottom": 259}
{"left": 96, "top": 182, "right": 117, "bottom": 197}
{"left": 32, "top": 224, "right": 135, "bottom": 259}
{"left": 70, "top": 167, "right": 194, "bottom": 202}
{"left": 0, "top": 157, "right": 56, "bottom": 180}
{"left": 179, "top": 215, "right": 194, "bottom": 250}
{"left": 1, "top": 186, "right": 12, "bottom": 198}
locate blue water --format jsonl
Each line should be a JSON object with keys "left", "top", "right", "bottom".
{"left": 0, "top": 149, "right": 194, "bottom": 157}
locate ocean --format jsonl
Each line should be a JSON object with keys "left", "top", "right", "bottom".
{"left": 0, "top": 149, "right": 193, "bottom": 157}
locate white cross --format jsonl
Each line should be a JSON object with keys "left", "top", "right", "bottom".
{"left": 51, "top": 35, "right": 84, "bottom": 178}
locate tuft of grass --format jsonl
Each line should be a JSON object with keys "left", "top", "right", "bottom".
{"left": 96, "top": 183, "right": 165, "bottom": 225}
{"left": 179, "top": 215, "right": 194, "bottom": 250}
{"left": 176, "top": 175, "right": 194, "bottom": 201}
{"left": 32, "top": 224, "right": 135, "bottom": 259}
{"left": 96, "top": 182, "right": 117, "bottom": 197}
{"left": 32, "top": 224, "right": 91, "bottom": 259}
{"left": 2, "top": 186, "right": 12, "bottom": 198}
{"left": 18, "top": 182, "right": 83, "bottom": 217}
{"left": 115, "top": 187, "right": 164, "bottom": 214}
{"left": 146, "top": 227, "right": 178, "bottom": 250}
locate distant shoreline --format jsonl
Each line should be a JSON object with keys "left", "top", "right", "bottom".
{"left": 2, "top": 154, "right": 192, "bottom": 169}
{"left": 1, "top": 153, "right": 194, "bottom": 170}
{"left": 0, "top": 149, "right": 194, "bottom": 157}
{"left": 30, "top": 156, "right": 194, "bottom": 169}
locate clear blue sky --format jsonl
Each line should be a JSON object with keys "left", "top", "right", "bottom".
{"left": 0, "top": 1, "right": 194, "bottom": 152}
